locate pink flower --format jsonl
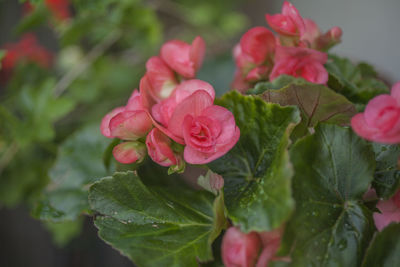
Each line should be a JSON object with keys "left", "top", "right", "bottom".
{"left": 100, "top": 90, "right": 153, "bottom": 140}
{"left": 301, "top": 19, "right": 342, "bottom": 50}
{"left": 165, "top": 90, "right": 240, "bottom": 164}
{"left": 222, "top": 227, "right": 262, "bottom": 267}
{"left": 23, "top": 0, "right": 71, "bottom": 21}
{"left": 265, "top": 1, "right": 305, "bottom": 37}
{"left": 256, "top": 229, "right": 284, "bottom": 267}
{"left": 269, "top": 46, "right": 328, "bottom": 84}
{"left": 1, "top": 34, "right": 53, "bottom": 82}
{"left": 161, "top": 36, "right": 205, "bottom": 78}
{"left": 143, "top": 56, "right": 178, "bottom": 101}
{"left": 351, "top": 82, "right": 400, "bottom": 144}
{"left": 232, "top": 27, "right": 276, "bottom": 87}
{"left": 146, "top": 128, "right": 180, "bottom": 167}
{"left": 112, "top": 141, "right": 146, "bottom": 164}
{"left": 373, "top": 190, "right": 400, "bottom": 231}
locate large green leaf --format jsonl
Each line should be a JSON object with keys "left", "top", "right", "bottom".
{"left": 284, "top": 124, "right": 376, "bottom": 266}
{"left": 362, "top": 223, "right": 400, "bottom": 267}
{"left": 89, "top": 171, "right": 222, "bottom": 267}
{"left": 325, "top": 55, "right": 389, "bottom": 107}
{"left": 208, "top": 91, "right": 300, "bottom": 232}
{"left": 372, "top": 143, "right": 400, "bottom": 199}
{"left": 34, "top": 123, "right": 112, "bottom": 221}
{"left": 260, "top": 82, "right": 356, "bottom": 139}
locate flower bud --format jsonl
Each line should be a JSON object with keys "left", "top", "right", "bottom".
{"left": 112, "top": 141, "right": 146, "bottom": 164}
{"left": 222, "top": 227, "right": 262, "bottom": 267}
{"left": 109, "top": 110, "right": 153, "bottom": 140}
{"left": 146, "top": 128, "right": 180, "bottom": 167}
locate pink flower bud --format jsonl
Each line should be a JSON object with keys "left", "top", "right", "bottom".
{"left": 256, "top": 229, "right": 283, "bottom": 267}
{"left": 112, "top": 141, "right": 146, "bottom": 164}
{"left": 373, "top": 190, "right": 400, "bottom": 231}
{"left": 161, "top": 36, "right": 205, "bottom": 78}
{"left": 109, "top": 110, "right": 153, "bottom": 140}
{"left": 351, "top": 82, "right": 400, "bottom": 144}
{"left": 144, "top": 56, "right": 178, "bottom": 101}
{"left": 265, "top": 1, "right": 305, "bottom": 37}
{"left": 270, "top": 46, "right": 328, "bottom": 84}
{"left": 222, "top": 227, "right": 262, "bottom": 267}
{"left": 146, "top": 128, "right": 179, "bottom": 167}
{"left": 100, "top": 106, "right": 125, "bottom": 138}
{"left": 317, "top": 26, "right": 343, "bottom": 51}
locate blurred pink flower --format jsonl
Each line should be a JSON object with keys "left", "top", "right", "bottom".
{"left": 266, "top": 1, "right": 305, "bottom": 37}
{"left": 373, "top": 190, "right": 400, "bottom": 231}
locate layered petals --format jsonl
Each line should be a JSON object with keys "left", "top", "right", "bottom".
{"left": 112, "top": 141, "right": 146, "bottom": 164}
{"left": 266, "top": 1, "right": 305, "bottom": 37}
{"left": 145, "top": 56, "right": 178, "bottom": 101}
{"left": 109, "top": 110, "right": 153, "bottom": 140}
{"left": 161, "top": 36, "right": 205, "bottom": 78}
{"left": 351, "top": 84, "right": 400, "bottom": 144}
{"left": 146, "top": 128, "right": 179, "bottom": 167}
{"left": 240, "top": 27, "right": 276, "bottom": 65}
{"left": 270, "top": 46, "right": 328, "bottom": 84}
{"left": 222, "top": 227, "right": 262, "bottom": 267}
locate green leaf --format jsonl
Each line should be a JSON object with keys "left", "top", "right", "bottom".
{"left": 89, "top": 171, "right": 221, "bottom": 267}
{"left": 362, "top": 223, "right": 400, "bottom": 267}
{"left": 325, "top": 55, "right": 389, "bottom": 106}
{"left": 34, "top": 124, "right": 112, "bottom": 221}
{"left": 284, "top": 124, "right": 376, "bottom": 266}
{"left": 372, "top": 143, "right": 400, "bottom": 199}
{"left": 260, "top": 82, "right": 356, "bottom": 139}
{"left": 208, "top": 91, "right": 300, "bottom": 232}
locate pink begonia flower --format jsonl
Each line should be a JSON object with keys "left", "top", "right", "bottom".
{"left": 112, "top": 141, "right": 146, "bottom": 164}
{"left": 144, "top": 56, "right": 178, "bottom": 102}
{"left": 351, "top": 82, "right": 400, "bottom": 144}
{"left": 163, "top": 90, "right": 240, "bottom": 164}
{"left": 151, "top": 79, "right": 215, "bottom": 127}
{"left": 222, "top": 227, "right": 262, "bottom": 267}
{"left": 301, "top": 18, "right": 342, "bottom": 51}
{"left": 265, "top": 1, "right": 305, "bottom": 37}
{"left": 100, "top": 90, "right": 153, "bottom": 140}
{"left": 270, "top": 46, "right": 328, "bottom": 84}
{"left": 256, "top": 229, "right": 286, "bottom": 267}
{"left": 373, "top": 190, "right": 400, "bottom": 231}
{"left": 146, "top": 128, "right": 180, "bottom": 167}
{"left": 161, "top": 36, "right": 205, "bottom": 78}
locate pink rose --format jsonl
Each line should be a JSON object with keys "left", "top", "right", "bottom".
{"left": 351, "top": 82, "right": 400, "bottom": 144}
{"left": 161, "top": 36, "right": 205, "bottom": 79}
{"left": 222, "top": 227, "right": 262, "bottom": 267}
{"left": 269, "top": 46, "right": 328, "bottom": 84}
{"left": 373, "top": 190, "right": 400, "bottom": 231}
{"left": 144, "top": 56, "right": 178, "bottom": 101}
{"left": 146, "top": 128, "right": 180, "bottom": 167}
{"left": 112, "top": 141, "right": 146, "bottom": 164}
{"left": 165, "top": 90, "right": 240, "bottom": 164}
{"left": 265, "top": 1, "right": 305, "bottom": 37}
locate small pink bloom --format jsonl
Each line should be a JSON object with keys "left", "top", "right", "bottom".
{"left": 373, "top": 190, "right": 400, "bottom": 231}
{"left": 266, "top": 1, "right": 305, "bottom": 37}
{"left": 161, "top": 36, "right": 205, "bottom": 78}
{"left": 270, "top": 46, "right": 328, "bottom": 84}
{"left": 109, "top": 110, "right": 153, "bottom": 140}
{"left": 144, "top": 56, "right": 178, "bottom": 101}
{"left": 112, "top": 141, "right": 146, "bottom": 164}
{"left": 146, "top": 128, "right": 180, "bottom": 167}
{"left": 100, "top": 106, "right": 126, "bottom": 138}
{"left": 222, "top": 227, "right": 262, "bottom": 267}
{"left": 240, "top": 27, "right": 276, "bottom": 66}
{"left": 351, "top": 83, "right": 400, "bottom": 144}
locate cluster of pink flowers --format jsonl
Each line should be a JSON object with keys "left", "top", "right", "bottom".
{"left": 1, "top": 34, "right": 53, "bottom": 83}
{"left": 232, "top": 1, "right": 342, "bottom": 92}
{"left": 23, "top": 0, "right": 71, "bottom": 22}
{"left": 221, "top": 227, "right": 286, "bottom": 267}
{"left": 101, "top": 36, "right": 240, "bottom": 169}
{"left": 351, "top": 82, "right": 400, "bottom": 144}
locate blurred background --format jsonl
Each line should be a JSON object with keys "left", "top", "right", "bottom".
{"left": 0, "top": 0, "right": 399, "bottom": 266}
